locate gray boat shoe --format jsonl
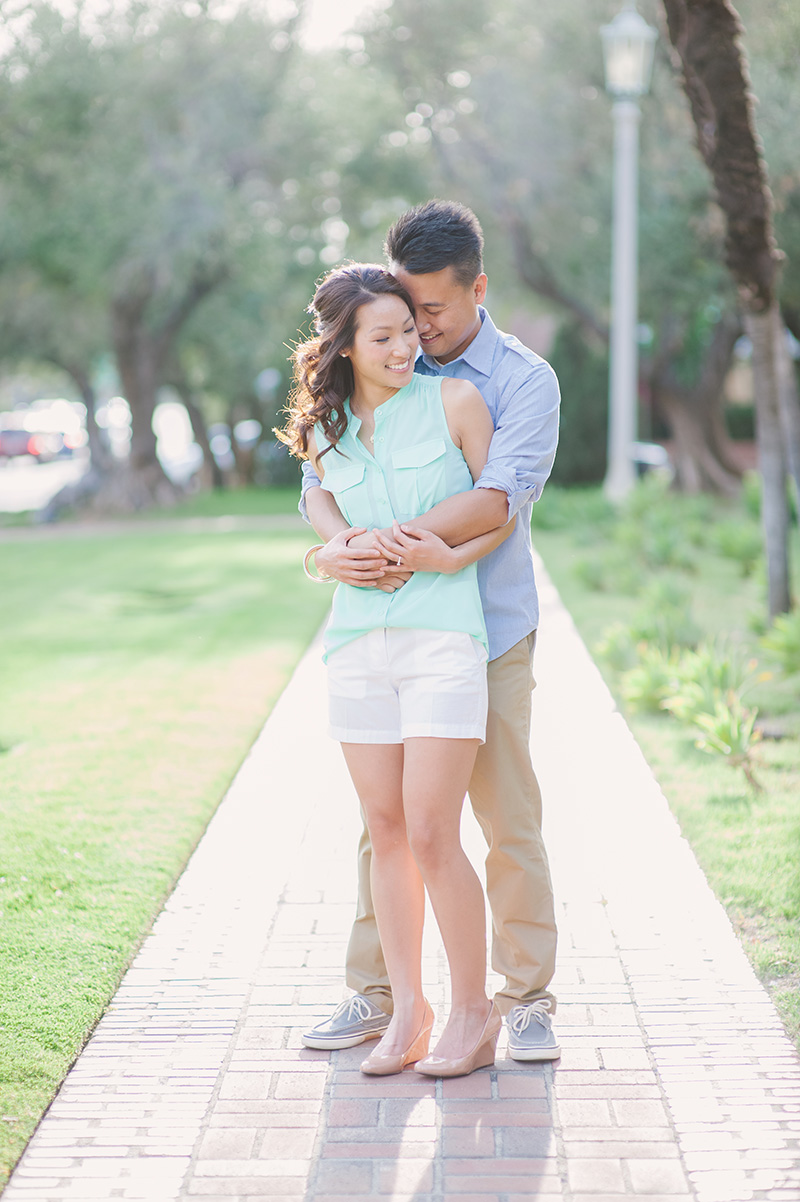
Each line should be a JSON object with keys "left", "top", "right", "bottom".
{"left": 302, "top": 994, "right": 392, "bottom": 1050}
{"left": 506, "top": 999, "right": 561, "bottom": 1062}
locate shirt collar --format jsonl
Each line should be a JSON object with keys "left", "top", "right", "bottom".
{"left": 419, "top": 307, "right": 498, "bottom": 378}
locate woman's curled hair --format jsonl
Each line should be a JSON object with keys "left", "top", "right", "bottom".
{"left": 276, "top": 263, "right": 415, "bottom": 462}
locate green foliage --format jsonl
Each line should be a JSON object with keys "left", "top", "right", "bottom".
{"left": 761, "top": 610, "right": 800, "bottom": 675}
{"left": 711, "top": 520, "right": 764, "bottom": 576}
{"left": 547, "top": 322, "right": 609, "bottom": 486}
{"left": 629, "top": 577, "right": 701, "bottom": 651}
{"left": 692, "top": 698, "right": 763, "bottom": 792}
{"left": 533, "top": 486, "right": 616, "bottom": 532}
{"left": 533, "top": 484, "right": 800, "bottom": 1045}
{"left": 621, "top": 644, "right": 683, "bottom": 713}
{"left": 572, "top": 546, "right": 642, "bottom": 594}
{"left": 661, "top": 642, "right": 764, "bottom": 722}
{"left": 594, "top": 621, "right": 637, "bottom": 673}
{"left": 725, "top": 404, "right": 756, "bottom": 441}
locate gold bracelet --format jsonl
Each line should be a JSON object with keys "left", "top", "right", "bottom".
{"left": 303, "top": 544, "right": 335, "bottom": 583}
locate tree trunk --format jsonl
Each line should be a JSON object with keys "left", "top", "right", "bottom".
{"left": 655, "top": 387, "right": 741, "bottom": 494}
{"left": 776, "top": 319, "right": 800, "bottom": 508}
{"left": 661, "top": 0, "right": 791, "bottom": 615}
{"left": 173, "top": 380, "right": 221, "bottom": 491}
{"left": 650, "top": 309, "right": 743, "bottom": 494}
{"left": 105, "top": 302, "right": 181, "bottom": 511}
{"left": 746, "top": 302, "right": 791, "bottom": 615}
{"left": 61, "top": 361, "right": 112, "bottom": 475}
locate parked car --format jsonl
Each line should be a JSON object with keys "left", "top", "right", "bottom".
{"left": 0, "top": 427, "right": 69, "bottom": 463}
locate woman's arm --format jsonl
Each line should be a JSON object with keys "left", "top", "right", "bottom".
{"left": 440, "top": 377, "right": 495, "bottom": 482}
{"left": 304, "top": 433, "right": 410, "bottom": 591}
{"left": 375, "top": 381, "right": 513, "bottom": 572}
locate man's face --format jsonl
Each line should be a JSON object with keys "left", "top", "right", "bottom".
{"left": 390, "top": 265, "right": 488, "bottom": 365}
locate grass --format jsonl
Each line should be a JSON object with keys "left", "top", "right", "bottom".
{"left": 0, "top": 483, "right": 304, "bottom": 527}
{"left": 0, "top": 513, "right": 331, "bottom": 1186}
{"left": 532, "top": 481, "right": 800, "bottom": 1046}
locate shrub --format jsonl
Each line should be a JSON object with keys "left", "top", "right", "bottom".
{"left": 725, "top": 403, "right": 755, "bottom": 442}
{"left": 692, "top": 696, "right": 763, "bottom": 792}
{"left": 712, "top": 520, "right": 763, "bottom": 576}
{"left": 661, "top": 641, "right": 763, "bottom": 723}
{"left": 595, "top": 622, "right": 638, "bottom": 673}
{"left": 533, "top": 485, "right": 615, "bottom": 532}
{"left": 629, "top": 577, "right": 700, "bottom": 650}
{"left": 761, "top": 610, "right": 800, "bottom": 676}
{"left": 572, "top": 546, "right": 642, "bottom": 594}
{"left": 621, "top": 644, "right": 682, "bottom": 712}
{"left": 547, "top": 323, "right": 610, "bottom": 486}
{"left": 572, "top": 555, "right": 608, "bottom": 592}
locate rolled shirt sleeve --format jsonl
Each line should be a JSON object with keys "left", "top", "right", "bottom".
{"left": 473, "top": 359, "right": 560, "bottom": 523}
{"left": 298, "top": 458, "right": 322, "bottom": 523}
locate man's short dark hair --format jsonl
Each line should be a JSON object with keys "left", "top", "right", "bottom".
{"left": 384, "top": 199, "right": 484, "bottom": 287}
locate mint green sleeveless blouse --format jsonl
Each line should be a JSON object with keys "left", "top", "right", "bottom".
{"left": 315, "top": 374, "right": 488, "bottom": 661}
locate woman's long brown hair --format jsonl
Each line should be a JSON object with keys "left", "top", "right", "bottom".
{"left": 276, "top": 263, "right": 415, "bottom": 462}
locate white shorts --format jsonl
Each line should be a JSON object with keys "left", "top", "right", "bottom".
{"left": 327, "top": 627, "right": 488, "bottom": 744}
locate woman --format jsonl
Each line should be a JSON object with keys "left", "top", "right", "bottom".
{"left": 279, "top": 264, "right": 513, "bottom": 1077}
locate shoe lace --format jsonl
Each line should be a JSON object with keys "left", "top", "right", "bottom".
{"left": 332, "top": 995, "right": 376, "bottom": 1024}
{"left": 509, "top": 999, "right": 552, "bottom": 1035}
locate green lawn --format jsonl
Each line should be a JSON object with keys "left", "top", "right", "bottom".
{"left": 0, "top": 483, "right": 303, "bottom": 527}
{"left": 532, "top": 483, "right": 800, "bottom": 1046}
{"left": 0, "top": 515, "right": 331, "bottom": 1186}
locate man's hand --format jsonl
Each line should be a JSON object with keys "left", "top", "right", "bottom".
{"left": 374, "top": 521, "right": 460, "bottom": 574}
{"left": 315, "top": 528, "right": 388, "bottom": 587}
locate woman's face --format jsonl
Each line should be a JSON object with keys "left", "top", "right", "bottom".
{"left": 346, "top": 294, "right": 418, "bottom": 393}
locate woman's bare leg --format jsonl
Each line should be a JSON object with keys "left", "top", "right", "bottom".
{"left": 341, "top": 742, "right": 428, "bottom": 1053}
{"left": 402, "top": 737, "right": 492, "bottom": 1060}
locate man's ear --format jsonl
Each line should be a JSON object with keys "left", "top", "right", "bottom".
{"left": 474, "top": 273, "right": 488, "bottom": 305}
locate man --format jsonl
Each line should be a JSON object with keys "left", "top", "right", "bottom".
{"left": 298, "top": 199, "right": 561, "bottom": 1061}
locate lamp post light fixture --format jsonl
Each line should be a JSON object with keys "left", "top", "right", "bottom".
{"left": 601, "top": 2, "right": 657, "bottom": 501}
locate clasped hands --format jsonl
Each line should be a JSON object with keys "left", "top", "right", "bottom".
{"left": 314, "top": 522, "right": 457, "bottom": 592}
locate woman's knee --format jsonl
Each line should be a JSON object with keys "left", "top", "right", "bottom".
{"left": 406, "top": 815, "right": 457, "bottom": 872}
{"left": 366, "top": 809, "right": 408, "bottom": 856}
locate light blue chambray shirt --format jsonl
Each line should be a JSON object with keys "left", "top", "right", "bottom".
{"left": 299, "top": 307, "right": 560, "bottom": 661}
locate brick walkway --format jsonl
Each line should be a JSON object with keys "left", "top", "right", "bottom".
{"left": 5, "top": 556, "right": 800, "bottom": 1202}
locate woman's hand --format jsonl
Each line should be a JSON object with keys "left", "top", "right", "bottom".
{"left": 315, "top": 528, "right": 388, "bottom": 587}
{"left": 347, "top": 529, "right": 413, "bottom": 592}
{"left": 374, "top": 521, "right": 460, "bottom": 574}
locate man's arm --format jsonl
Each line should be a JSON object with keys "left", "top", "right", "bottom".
{"left": 404, "top": 358, "right": 560, "bottom": 545}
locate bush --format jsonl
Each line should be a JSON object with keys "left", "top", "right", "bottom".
{"left": 692, "top": 697, "right": 763, "bottom": 792}
{"left": 594, "top": 622, "right": 637, "bottom": 673}
{"left": 712, "top": 520, "right": 763, "bottom": 576}
{"left": 533, "top": 486, "right": 615, "bottom": 532}
{"left": 572, "top": 546, "right": 642, "bottom": 594}
{"left": 547, "top": 323, "right": 610, "bottom": 486}
{"left": 629, "top": 577, "right": 700, "bottom": 650}
{"left": 621, "top": 644, "right": 683, "bottom": 712}
{"left": 761, "top": 610, "right": 800, "bottom": 676}
{"left": 725, "top": 403, "right": 755, "bottom": 442}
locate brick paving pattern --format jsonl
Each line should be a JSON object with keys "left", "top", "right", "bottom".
{"left": 5, "top": 555, "right": 800, "bottom": 1201}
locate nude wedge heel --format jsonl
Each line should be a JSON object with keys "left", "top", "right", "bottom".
{"left": 360, "top": 1000, "right": 434, "bottom": 1076}
{"left": 414, "top": 1001, "right": 502, "bottom": 1078}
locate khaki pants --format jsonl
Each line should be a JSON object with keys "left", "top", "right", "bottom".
{"left": 345, "top": 632, "right": 557, "bottom": 1017}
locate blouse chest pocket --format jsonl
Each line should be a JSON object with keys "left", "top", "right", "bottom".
{"left": 320, "top": 461, "right": 366, "bottom": 526}
{"left": 391, "top": 437, "right": 447, "bottom": 521}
